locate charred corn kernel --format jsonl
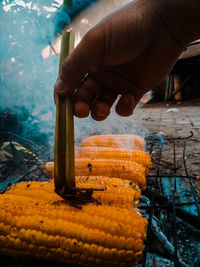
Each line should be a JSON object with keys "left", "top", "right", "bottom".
{"left": 87, "top": 256, "right": 95, "bottom": 264}
{"left": 77, "top": 146, "right": 151, "bottom": 170}
{"left": 10, "top": 227, "right": 18, "bottom": 238}
{"left": 38, "top": 245, "right": 46, "bottom": 253}
{"left": 111, "top": 248, "right": 118, "bottom": 258}
{"left": 0, "top": 181, "right": 147, "bottom": 266}
{"left": 42, "top": 159, "right": 146, "bottom": 190}
{"left": 90, "top": 244, "right": 98, "bottom": 257}
{"left": 112, "top": 261, "right": 120, "bottom": 267}
{"left": 126, "top": 250, "right": 135, "bottom": 261}
{"left": 29, "top": 243, "right": 37, "bottom": 251}
{"left": 72, "top": 252, "right": 79, "bottom": 261}
{"left": 119, "top": 249, "right": 127, "bottom": 259}
{"left": 0, "top": 236, "right": 6, "bottom": 246}
{"left": 80, "top": 254, "right": 87, "bottom": 263}
{"left": 97, "top": 246, "right": 104, "bottom": 258}
{"left": 48, "top": 235, "right": 55, "bottom": 247}
{"left": 135, "top": 251, "right": 143, "bottom": 261}
{"left": 96, "top": 258, "right": 103, "bottom": 265}
{"left": 83, "top": 243, "right": 90, "bottom": 256}
{"left": 103, "top": 248, "right": 111, "bottom": 260}
{"left": 81, "top": 134, "right": 145, "bottom": 150}
{"left": 104, "top": 233, "right": 114, "bottom": 248}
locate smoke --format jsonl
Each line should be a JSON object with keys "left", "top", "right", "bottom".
{"left": 0, "top": 0, "right": 149, "bottom": 157}
{"left": 74, "top": 104, "right": 149, "bottom": 147}
{"left": 0, "top": 1, "right": 64, "bottom": 147}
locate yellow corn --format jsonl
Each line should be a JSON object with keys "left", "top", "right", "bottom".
{"left": 81, "top": 134, "right": 145, "bottom": 151}
{"left": 42, "top": 158, "right": 146, "bottom": 190}
{"left": 4, "top": 179, "right": 141, "bottom": 210}
{"left": 0, "top": 181, "right": 148, "bottom": 266}
{"left": 76, "top": 176, "right": 141, "bottom": 209}
{"left": 76, "top": 146, "right": 152, "bottom": 170}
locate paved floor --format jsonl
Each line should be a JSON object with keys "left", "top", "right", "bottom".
{"left": 134, "top": 102, "right": 200, "bottom": 189}
{"left": 135, "top": 103, "right": 200, "bottom": 138}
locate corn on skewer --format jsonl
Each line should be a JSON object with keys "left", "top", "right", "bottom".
{"left": 81, "top": 134, "right": 145, "bottom": 151}
{"left": 76, "top": 146, "right": 152, "bottom": 170}
{"left": 42, "top": 158, "right": 146, "bottom": 190}
{"left": 4, "top": 179, "right": 141, "bottom": 210}
{"left": 0, "top": 181, "right": 148, "bottom": 266}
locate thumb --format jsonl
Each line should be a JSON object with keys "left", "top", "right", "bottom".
{"left": 54, "top": 29, "right": 104, "bottom": 95}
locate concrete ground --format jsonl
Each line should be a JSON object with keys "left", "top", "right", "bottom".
{"left": 135, "top": 102, "right": 200, "bottom": 138}
{"left": 134, "top": 102, "right": 200, "bottom": 192}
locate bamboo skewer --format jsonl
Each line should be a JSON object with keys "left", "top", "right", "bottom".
{"left": 54, "top": 30, "right": 75, "bottom": 195}
{"left": 54, "top": 31, "right": 104, "bottom": 206}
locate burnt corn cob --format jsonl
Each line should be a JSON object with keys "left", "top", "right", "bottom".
{"left": 76, "top": 146, "right": 152, "bottom": 170}
{"left": 81, "top": 134, "right": 145, "bottom": 151}
{"left": 0, "top": 181, "right": 148, "bottom": 266}
{"left": 42, "top": 158, "right": 146, "bottom": 190}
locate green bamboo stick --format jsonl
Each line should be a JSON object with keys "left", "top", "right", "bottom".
{"left": 54, "top": 30, "right": 75, "bottom": 194}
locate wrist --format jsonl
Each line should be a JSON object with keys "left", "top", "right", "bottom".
{"left": 145, "top": 0, "right": 200, "bottom": 47}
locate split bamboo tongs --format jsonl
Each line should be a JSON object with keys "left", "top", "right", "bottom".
{"left": 54, "top": 30, "right": 103, "bottom": 207}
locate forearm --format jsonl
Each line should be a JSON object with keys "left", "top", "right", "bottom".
{"left": 145, "top": 0, "right": 200, "bottom": 47}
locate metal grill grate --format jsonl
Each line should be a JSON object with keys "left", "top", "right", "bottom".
{"left": 141, "top": 132, "right": 200, "bottom": 266}
{"left": 0, "top": 131, "right": 52, "bottom": 193}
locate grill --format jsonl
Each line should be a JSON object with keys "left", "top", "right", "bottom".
{"left": 141, "top": 132, "right": 200, "bottom": 266}
{"left": 0, "top": 127, "right": 200, "bottom": 266}
{"left": 0, "top": 131, "right": 51, "bottom": 194}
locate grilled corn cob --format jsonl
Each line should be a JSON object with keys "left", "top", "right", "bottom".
{"left": 0, "top": 181, "right": 148, "bottom": 266}
{"left": 81, "top": 134, "right": 145, "bottom": 151}
{"left": 42, "top": 158, "right": 146, "bottom": 190}
{"left": 4, "top": 179, "right": 141, "bottom": 210}
{"left": 76, "top": 146, "right": 152, "bottom": 170}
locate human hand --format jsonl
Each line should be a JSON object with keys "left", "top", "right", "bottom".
{"left": 54, "top": 0, "right": 199, "bottom": 121}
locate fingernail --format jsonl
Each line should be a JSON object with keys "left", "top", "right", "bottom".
{"left": 54, "top": 79, "right": 64, "bottom": 91}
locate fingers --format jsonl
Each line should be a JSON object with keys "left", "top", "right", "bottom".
{"left": 54, "top": 29, "right": 104, "bottom": 96}
{"left": 114, "top": 84, "right": 145, "bottom": 117}
{"left": 91, "top": 102, "right": 111, "bottom": 121}
{"left": 54, "top": 46, "right": 89, "bottom": 96}
{"left": 73, "top": 76, "right": 117, "bottom": 121}
{"left": 73, "top": 76, "right": 101, "bottom": 118}
{"left": 91, "top": 90, "right": 118, "bottom": 121}
{"left": 115, "top": 94, "right": 136, "bottom": 116}
{"left": 72, "top": 68, "right": 144, "bottom": 120}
